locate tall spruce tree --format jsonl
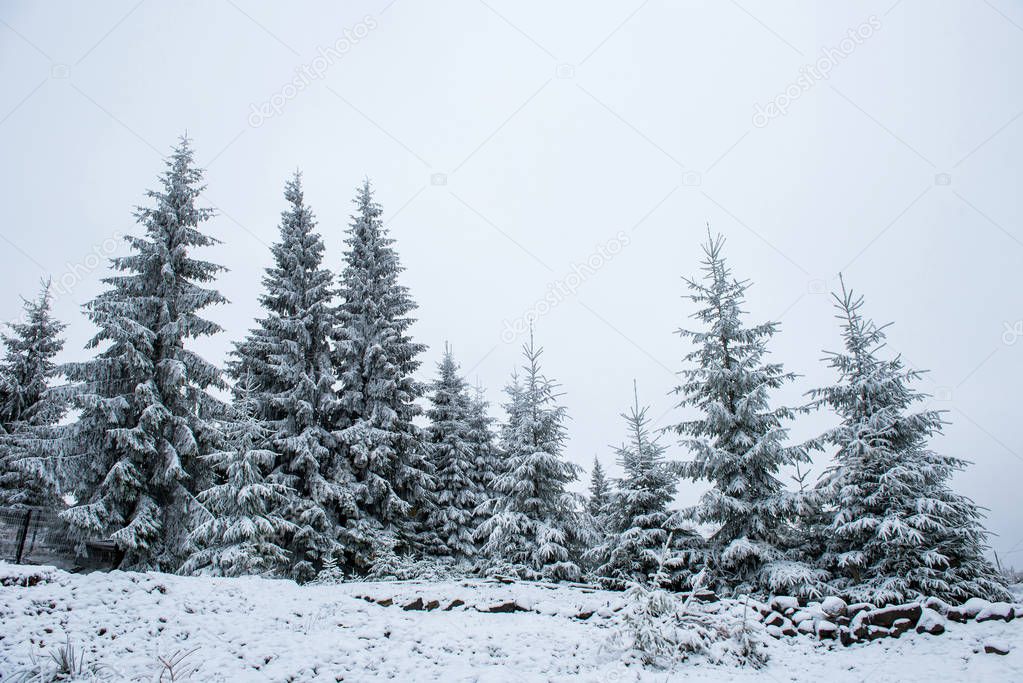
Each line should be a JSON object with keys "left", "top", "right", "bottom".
{"left": 809, "top": 278, "right": 1008, "bottom": 604}
{"left": 423, "top": 344, "right": 486, "bottom": 559}
{"left": 466, "top": 383, "right": 499, "bottom": 499}
{"left": 588, "top": 456, "right": 610, "bottom": 521}
{"left": 40, "top": 137, "right": 226, "bottom": 570}
{"left": 333, "top": 179, "right": 434, "bottom": 571}
{"left": 592, "top": 384, "right": 688, "bottom": 588}
{"left": 182, "top": 386, "right": 295, "bottom": 577}
{"left": 476, "top": 332, "right": 585, "bottom": 580}
{"left": 227, "top": 172, "right": 349, "bottom": 582}
{"left": 672, "top": 232, "right": 810, "bottom": 595}
{"left": 0, "top": 280, "right": 67, "bottom": 506}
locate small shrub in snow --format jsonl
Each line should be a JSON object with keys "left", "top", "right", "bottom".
{"left": 612, "top": 546, "right": 770, "bottom": 670}
{"left": 614, "top": 576, "right": 770, "bottom": 669}
{"left": 367, "top": 543, "right": 463, "bottom": 582}
{"left": 311, "top": 555, "right": 345, "bottom": 585}
{"left": 11, "top": 636, "right": 115, "bottom": 682}
{"left": 154, "top": 647, "right": 201, "bottom": 681}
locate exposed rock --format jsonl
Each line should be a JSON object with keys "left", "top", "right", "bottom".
{"left": 402, "top": 598, "right": 425, "bottom": 611}
{"left": 575, "top": 611, "right": 594, "bottom": 620}
{"left": 424, "top": 600, "right": 441, "bottom": 611}
{"left": 960, "top": 597, "right": 991, "bottom": 619}
{"left": 867, "top": 603, "right": 922, "bottom": 630}
{"left": 890, "top": 618, "right": 913, "bottom": 637}
{"left": 849, "top": 610, "right": 870, "bottom": 640}
{"left": 821, "top": 596, "right": 848, "bottom": 617}
{"left": 763, "top": 611, "right": 787, "bottom": 628}
{"left": 482, "top": 601, "right": 528, "bottom": 614}
{"left": 816, "top": 621, "right": 839, "bottom": 641}
{"left": 984, "top": 640, "right": 1010, "bottom": 656}
{"left": 922, "top": 597, "right": 952, "bottom": 616}
{"left": 679, "top": 590, "right": 720, "bottom": 603}
{"left": 847, "top": 603, "right": 875, "bottom": 618}
{"left": 915, "top": 608, "right": 946, "bottom": 636}
{"left": 866, "top": 626, "right": 890, "bottom": 641}
{"left": 376, "top": 598, "right": 393, "bottom": 607}
{"left": 792, "top": 608, "right": 824, "bottom": 626}
{"left": 748, "top": 600, "right": 772, "bottom": 616}
{"left": 770, "top": 596, "right": 800, "bottom": 614}
{"left": 444, "top": 599, "right": 465, "bottom": 611}
{"left": 976, "top": 602, "right": 1014, "bottom": 623}
{"left": 945, "top": 607, "right": 969, "bottom": 623}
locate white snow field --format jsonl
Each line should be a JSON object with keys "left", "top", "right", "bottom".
{"left": 1, "top": 563, "right": 1021, "bottom": 682}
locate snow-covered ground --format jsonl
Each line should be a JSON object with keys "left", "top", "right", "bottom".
{"left": 1, "top": 563, "right": 1021, "bottom": 682}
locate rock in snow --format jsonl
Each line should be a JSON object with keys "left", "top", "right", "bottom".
{"left": 821, "top": 596, "right": 848, "bottom": 617}
{"left": 984, "top": 640, "right": 1011, "bottom": 656}
{"left": 868, "top": 603, "right": 923, "bottom": 630}
{"left": 977, "top": 602, "right": 1015, "bottom": 623}
{"left": 916, "top": 607, "right": 947, "bottom": 636}
{"left": 961, "top": 597, "right": 992, "bottom": 619}
{"left": 771, "top": 596, "right": 800, "bottom": 614}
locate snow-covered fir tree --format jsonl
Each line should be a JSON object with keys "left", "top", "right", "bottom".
{"left": 476, "top": 332, "right": 585, "bottom": 580}
{"left": 466, "top": 382, "right": 500, "bottom": 499}
{"left": 588, "top": 456, "right": 610, "bottom": 521}
{"left": 592, "top": 384, "right": 690, "bottom": 588}
{"left": 0, "top": 280, "right": 67, "bottom": 506}
{"left": 182, "top": 386, "right": 294, "bottom": 577}
{"left": 672, "top": 232, "right": 813, "bottom": 596}
{"left": 333, "top": 179, "right": 435, "bottom": 571}
{"left": 423, "top": 344, "right": 487, "bottom": 559}
{"left": 227, "top": 171, "right": 349, "bottom": 582}
{"left": 38, "top": 137, "right": 226, "bottom": 570}
{"left": 809, "top": 277, "right": 1008, "bottom": 604}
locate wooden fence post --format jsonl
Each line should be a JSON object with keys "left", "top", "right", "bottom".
{"left": 13, "top": 508, "right": 32, "bottom": 564}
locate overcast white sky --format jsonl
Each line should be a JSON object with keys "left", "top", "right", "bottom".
{"left": 1, "top": 0, "right": 1021, "bottom": 561}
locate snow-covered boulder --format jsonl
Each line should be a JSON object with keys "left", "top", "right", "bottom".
{"left": 867, "top": 603, "right": 922, "bottom": 630}
{"left": 815, "top": 620, "right": 839, "bottom": 640}
{"left": 792, "top": 607, "right": 825, "bottom": 625}
{"left": 847, "top": 602, "right": 875, "bottom": 618}
{"left": 984, "top": 639, "right": 1011, "bottom": 656}
{"left": 960, "top": 597, "right": 991, "bottom": 619}
{"left": 976, "top": 602, "right": 1015, "bottom": 623}
{"left": 821, "top": 596, "right": 847, "bottom": 617}
{"left": 770, "top": 596, "right": 800, "bottom": 615}
{"left": 915, "top": 607, "right": 946, "bottom": 636}
{"left": 922, "top": 596, "right": 952, "bottom": 616}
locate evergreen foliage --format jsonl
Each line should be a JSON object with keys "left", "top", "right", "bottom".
{"left": 809, "top": 277, "right": 1008, "bottom": 604}
{"left": 592, "top": 384, "right": 689, "bottom": 587}
{"left": 182, "top": 388, "right": 294, "bottom": 577}
{"left": 0, "top": 280, "right": 67, "bottom": 506}
{"left": 477, "top": 332, "right": 585, "bottom": 580}
{"left": 42, "top": 137, "right": 227, "bottom": 570}
{"left": 423, "top": 344, "right": 487, "bottom": 559}
{"left": 227, "top": 171, "right": 347, "bottom": 582}
{"left": 332, "top": 179, "right": 434, "bottom": 572}
{"left": 672, "top": 232, "right": 811, "bottom": 595}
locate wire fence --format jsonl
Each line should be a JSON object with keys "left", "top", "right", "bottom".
{"left": 0, "top": 506, "right": 121, "bottom": 571}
